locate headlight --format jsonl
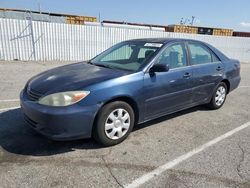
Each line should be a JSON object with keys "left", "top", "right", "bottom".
{"left": 38, "top": 91, "right": 90, "bottom": 106}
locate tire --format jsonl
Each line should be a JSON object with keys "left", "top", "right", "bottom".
{"left": 93, "top": 101, "right": 135, "bottom": 146}
{"left": 208, "top": 82, "right": 227, "bottom": 110}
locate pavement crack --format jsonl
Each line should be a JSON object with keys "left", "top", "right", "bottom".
{"left": 168, "top": 171, "right": 189, "bottom": 188}
{"left": 101, "top": 149, "right": 124, "bottom": 188}
{"left": 236, "top": 143, "right": 245, "bottom": 180}
{"left": 101, "top": 155, "right": 124, "bottom": 188}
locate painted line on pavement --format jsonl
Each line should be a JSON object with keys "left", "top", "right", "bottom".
{"left": 124, "top": 121, "right": 250, "bottom": 188}
{"left": 239, "top": 86, "right": 250, "bottom": 88}
{"left": 0, "top": 99, "right": 19, "bottom": 102}
{"left": 0, "top": 106, "right": 20, "bottom": 112}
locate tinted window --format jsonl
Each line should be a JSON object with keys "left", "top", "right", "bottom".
{"left": 188, "top": 43, "right": 213, "bottom": 65}
{"left": 155, "top": 43, "right": 187, "bottom": 69}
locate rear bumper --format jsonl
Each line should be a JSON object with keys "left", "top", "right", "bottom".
{"left": 229, "top": 75, "right": 241, "bottom": 92}
{"left": 20, "top": 90, "right": 100, "bottom": 141}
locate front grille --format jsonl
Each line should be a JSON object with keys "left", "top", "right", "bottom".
{"left": 27, "top": 88, "right": 42, "bottom": 101}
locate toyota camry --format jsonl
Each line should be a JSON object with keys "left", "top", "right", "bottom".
{"left": 20, "top": 38, "right": 241, "bottom": 146}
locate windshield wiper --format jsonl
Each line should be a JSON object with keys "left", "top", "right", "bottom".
{"left": 89, "top": 62, "right": 129, "bottom": 71}
{"left": 93, "top": 63, "right": 114, "bottom": 69}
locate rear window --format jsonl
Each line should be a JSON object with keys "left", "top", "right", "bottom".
{"left": 188, "top": 42, "right": 220, "bottom": 65}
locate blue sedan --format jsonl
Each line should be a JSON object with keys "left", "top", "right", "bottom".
{"left": 20, "top": 38, "right": 241, "bottom": 146}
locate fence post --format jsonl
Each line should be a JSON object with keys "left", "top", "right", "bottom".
{"left": 28, "top": 18, "right": 36, "bottom": 61}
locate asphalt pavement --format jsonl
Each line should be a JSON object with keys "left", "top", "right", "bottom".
{"left": 0, "top": 61, "right": 249, "bottom": 188}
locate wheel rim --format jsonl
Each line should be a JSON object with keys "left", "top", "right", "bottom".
{"left": 104, "top": 108, "right": 130, "bottom": 140}
{"left": 215, "top": 86, "right": 226, "bottom": 106}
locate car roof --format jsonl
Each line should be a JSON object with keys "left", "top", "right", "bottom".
{"left": 126, "top": 38, "right": 229, "bottom": 61}
{"left": 126, "top": 38, "right": 202, "bottom": 44}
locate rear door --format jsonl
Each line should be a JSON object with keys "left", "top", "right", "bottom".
{"left": 187, "top": 42, "right": 224, "bottom": 104}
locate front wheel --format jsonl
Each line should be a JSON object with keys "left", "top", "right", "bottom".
{"left": 208, "top": 82, "right": 227, "bottom": 109}
{"left": 93, "top": 101, "right": 135, "bottom": 146}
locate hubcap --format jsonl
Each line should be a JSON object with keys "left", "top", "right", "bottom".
{"left": 215, "top": 86, "right": 226, "bottom": 106}
{"left": 104, "top": 108, "right": 130, "bottom": 140}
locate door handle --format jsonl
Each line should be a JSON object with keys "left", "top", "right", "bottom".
{"left": 183, "top": 72, "right": 191, "bottom": 78}
{"left": 216, "top": 66, "right": 223, "bottom": 71}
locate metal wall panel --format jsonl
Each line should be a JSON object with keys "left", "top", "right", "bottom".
{"left": 0, "top": 18, "right": 250, "bottom": 62}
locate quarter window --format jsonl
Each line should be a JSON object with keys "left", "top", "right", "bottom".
{"left": 188, "top": 43, "right": 214, "bottom": 65}
{"left": 155, "top": 43, "right": 187, "bottom": 69}
{"left": 212, "top": 53, "right": 220, "bottom": 62}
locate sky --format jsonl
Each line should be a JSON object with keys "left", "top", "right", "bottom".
{"left": 1, "top": 0, "right": 250, "bottom": 32}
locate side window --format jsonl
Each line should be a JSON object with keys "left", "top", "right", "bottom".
{"left": 155, "top": 43, "right": 187, "bottom": 69}
{"left": 188, "top": 43, "right": 213, "bottom": 65}
{"left": 101, "top": 44, "right": 132, "bottom": 62}
{"left": 138, "top": 48, "right": 156, "bottom": 59}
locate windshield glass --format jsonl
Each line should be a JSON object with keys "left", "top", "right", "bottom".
{"left": 90, "top": 41, "right": 163, "bottom": 71}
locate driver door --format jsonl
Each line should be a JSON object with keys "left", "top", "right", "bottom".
{"left": 143, "top": 42, "right": 193, "bottom": 120}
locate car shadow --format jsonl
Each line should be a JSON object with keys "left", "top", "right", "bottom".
{"left": 0, "top": 108, "right": 101, "bottom": 156}
{"left": 0, "top": 105, "right": 209, "bottom": 156}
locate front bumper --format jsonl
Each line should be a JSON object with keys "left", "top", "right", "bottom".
{"left": 20, "top": 90, "right": 100, "bottom": 141}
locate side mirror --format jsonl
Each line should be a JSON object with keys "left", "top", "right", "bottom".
{"left": 149, "top": 64, "right": 169, "bottom": 73}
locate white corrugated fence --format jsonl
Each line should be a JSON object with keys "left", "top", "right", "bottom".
{"left": 0, "top": 18, "right": 250, "bottom": 62}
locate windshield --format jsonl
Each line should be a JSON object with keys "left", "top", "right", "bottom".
{"left": 90, "top": 41, "right": 163, "bottom": 71}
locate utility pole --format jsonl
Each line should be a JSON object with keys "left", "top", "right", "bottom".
{"left": 98, "top": 12, "right": 101, "bottom": 22}
{"left": 180, "top": 18, "right": 184, "bottom": 25}
{"left": 179, "top": 16, "right": 196, "bottom": 26}
{"left": 38, "top": 2, "right": 41, "bottom": 13}
{"left": 190, "top": 16, "right": 195, "bottom": 26}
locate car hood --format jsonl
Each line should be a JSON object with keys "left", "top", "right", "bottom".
{"left": 27, "top": 62, "right": 129, "bottom": 94}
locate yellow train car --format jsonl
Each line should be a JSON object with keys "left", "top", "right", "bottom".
{"left": 66, "top": 16, "right": 97, "bottom": 25}
{"left": 213, "top": 29, "right": 233, "bottom": 36}
{"left": 0, "top": 8, "right": 97, "bottom": 25}
{"left": 168, "top": 25, "right": 198, "bottom": 34}
{"left": 167, "top": 24, "right": 233, "bottom": 37}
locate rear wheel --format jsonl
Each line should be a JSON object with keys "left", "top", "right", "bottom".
{"left": 93, "top": 101, "right": 135, "bottom": 146}
{"left": 208, "top": 82, "right": 227, "bottom": 109}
